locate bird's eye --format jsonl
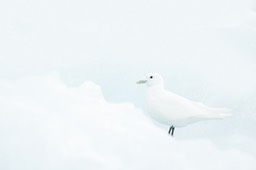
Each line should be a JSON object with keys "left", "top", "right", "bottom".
{"left": 150, "top": 76, "right": 153, "bottom": 79}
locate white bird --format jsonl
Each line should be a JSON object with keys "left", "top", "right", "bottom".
{"left": 136, "top": 72, "right": 230, "bottom": 136}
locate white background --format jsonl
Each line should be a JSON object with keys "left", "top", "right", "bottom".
{"left": 0, "top": 0, "right": 256, "bottom": 169}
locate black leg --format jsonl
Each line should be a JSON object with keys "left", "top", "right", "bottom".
{"left": 171, "top": 127, "right": 175, "bottom": 136}
{"left": 168, "top": 126, "right": 172, "bottom": 134}
{"left": 168, "top": 126, "right": 175, "bottom": 136}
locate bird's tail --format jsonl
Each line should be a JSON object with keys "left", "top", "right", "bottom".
{"left": 193, "top": 102, "right": 232, "bottom": 118}
{"left": 210, "top": 108, "right": 232, "bottom": 119}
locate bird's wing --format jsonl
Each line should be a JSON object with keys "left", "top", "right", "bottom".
{"left": 192, "top": 101, "right": 231, "bottom": 117}
{"left": 151, "top": 90, "right": 225, "bottom": 120}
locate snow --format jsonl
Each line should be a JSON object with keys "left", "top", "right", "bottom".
{"left": 0, "top": 74, "right": 255, "bottom": 170}
{"left": 0, "top": 0, "right": 256, "bottom": 169}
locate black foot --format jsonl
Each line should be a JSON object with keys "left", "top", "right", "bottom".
{"left": 168, "top": 126, "right": 175, "bottom": 136}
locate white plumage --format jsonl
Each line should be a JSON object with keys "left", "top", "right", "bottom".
{"left": 137, "top": 72, "right": 230, "bottom": 136}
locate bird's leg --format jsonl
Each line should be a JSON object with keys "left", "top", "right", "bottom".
{"left": 168, "top": 126, "right": 172, "bottom": 134}
{"left": 168, "top": 126, "right": 175, "bottom": 136}
{"left": 171, "top": 127, "right": 175, "bottom": 136}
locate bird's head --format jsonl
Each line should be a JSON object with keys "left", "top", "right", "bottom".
{"left": 136, "top": 72, "right": 164, "bottom": 88}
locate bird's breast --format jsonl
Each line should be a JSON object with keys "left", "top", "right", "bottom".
{"left": 146, "top": 93, "right": 175, "bottom": 125}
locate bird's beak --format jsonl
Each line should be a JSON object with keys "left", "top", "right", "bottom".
{"left": 136, "top": 80, "right": 147, "bottom": 84}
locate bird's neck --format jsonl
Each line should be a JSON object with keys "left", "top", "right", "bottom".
{"left": 147, "top": 85, "right": 164, "bottom": 94}
{"left": 149, "top": 84, "right": 164, "bottom": 90}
